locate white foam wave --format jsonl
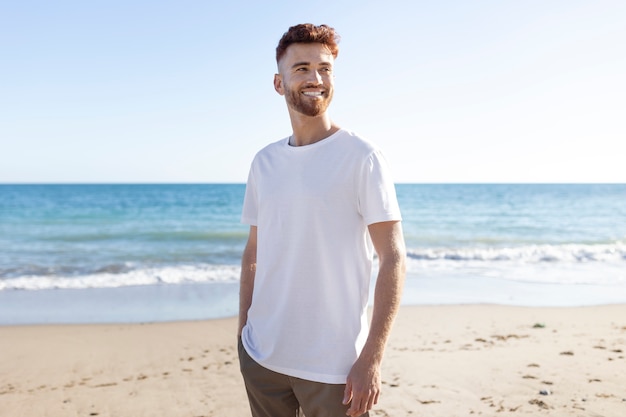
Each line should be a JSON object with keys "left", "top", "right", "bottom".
{"left": 407, "top": 242, "right": 626, "bottom": 264}
{"left": 405, "top": 243, "right": 626, "bottom": 286}
{"left": 0, "top": 264, "right": 240, "bottom": 291}
{"left": 3, "top": 243, "right": 625, "bottom": 291}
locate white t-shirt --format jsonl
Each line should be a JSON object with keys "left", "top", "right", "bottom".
{"left": 240, "top": 129, "right": 402, "bottom": 384}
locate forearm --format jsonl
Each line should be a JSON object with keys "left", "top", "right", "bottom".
{"left": 238, "top": 231, "right": 257, "bottom": 336}
{"left": 360, "top": 251, "right": 406, "bottom": 364}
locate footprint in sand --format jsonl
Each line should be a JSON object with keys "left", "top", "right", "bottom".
{"left": 529, "top": 398, "right": 550, "bottom": 410}
{"left": 91, "top": 382, "right": 118, "bottom": 388}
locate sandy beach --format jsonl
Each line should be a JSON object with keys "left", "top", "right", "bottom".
{"left": 1, "top": 305, "right": 625, "bottom": 417}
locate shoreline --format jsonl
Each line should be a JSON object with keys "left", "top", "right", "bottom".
{"left": 2, "top": 304, "right": 625, "bottom": 416}
{"left": 3, "top": 273, "right": 626, "bottom": 326}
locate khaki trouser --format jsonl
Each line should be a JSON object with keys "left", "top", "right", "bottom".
{"left": 238, "top": 338, "right": 368, "bottom": 417}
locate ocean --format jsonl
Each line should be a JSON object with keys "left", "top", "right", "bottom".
{"left": 1, "top": 184, "right": 625, "bottom": 324}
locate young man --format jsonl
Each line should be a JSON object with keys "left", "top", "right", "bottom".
{"left": 238, "top": 24, "right": 406, "bottom": 417}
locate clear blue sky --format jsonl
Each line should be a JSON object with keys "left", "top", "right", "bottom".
{"left": 1, "top": 0, "right": 624, "bottom": 183}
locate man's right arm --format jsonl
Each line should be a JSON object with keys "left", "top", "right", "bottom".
{"left": 238, "top": 225, "right": 257, "bottom": 337}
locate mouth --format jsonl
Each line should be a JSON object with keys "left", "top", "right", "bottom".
{"left": 302, "top": 91, "right": 324, "bottom": 97}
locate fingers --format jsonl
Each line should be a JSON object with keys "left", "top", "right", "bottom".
{"left": 345, "top": 388, "right": 379, "bottom": 416}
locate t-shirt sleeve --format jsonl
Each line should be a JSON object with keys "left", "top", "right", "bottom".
{"left": 241, "top": 165, "right": 258, "bottom": 226}
{"left": 358, "top": 149, "right": 402, "bottom": 225}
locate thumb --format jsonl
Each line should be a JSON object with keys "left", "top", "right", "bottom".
{"left": 343, "top": 381, "right": 352, "bottom": 405}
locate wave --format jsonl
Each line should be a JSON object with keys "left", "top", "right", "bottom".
{"left": 405, "top": 242, "right": 626, "bottom": 287}
{"left": 407, "top": 242, "right": 626, "bottom": 264}
{"left": 3, "top": 242, "right": 625, "bottom": 291}
{"left": 0, "top": 264, "right": 241, "bottom": 291}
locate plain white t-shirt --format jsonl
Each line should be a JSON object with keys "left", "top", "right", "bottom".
{"left": 240, "top": 129, "right": 402, "bottom": 384}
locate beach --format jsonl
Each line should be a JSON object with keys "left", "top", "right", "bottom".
{"left": 2, "top": 304, "right": 625, "bottom": 417}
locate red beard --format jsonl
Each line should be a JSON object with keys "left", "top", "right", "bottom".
{"left": 285, "top": 86, "right": 333, "bottom": 117}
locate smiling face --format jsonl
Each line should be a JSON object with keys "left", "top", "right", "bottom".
{"left": 274, "top": 43, "right": 335, "bottom": 117}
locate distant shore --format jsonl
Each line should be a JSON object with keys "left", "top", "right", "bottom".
{"left": 2, "top": 304, "right": 625, "bottom": 416}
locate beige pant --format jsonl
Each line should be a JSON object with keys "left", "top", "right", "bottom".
{"left": 238, "top": 339, "right": 368, "bottom": 417}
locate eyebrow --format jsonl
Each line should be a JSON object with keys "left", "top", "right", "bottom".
{"left": 291, "top": 61, "right": 310, "bottom": 69}
{"left": 291, "top": 61, "right": 332, "bottom": 69}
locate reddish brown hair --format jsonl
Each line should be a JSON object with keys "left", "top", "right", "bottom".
{"left": 276, "top": 24, "right": 340, "bottom": 63}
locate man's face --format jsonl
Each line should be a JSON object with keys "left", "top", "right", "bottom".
{"left": 274, "top": 43, "right": 335, "bottom": 117}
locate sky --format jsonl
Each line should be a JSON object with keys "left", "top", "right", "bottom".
{"left": 1, "top": 0, "right": 625, "bottom": 183}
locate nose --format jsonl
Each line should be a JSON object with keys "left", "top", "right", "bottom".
{"left": 308, "top": 69, "right": 323, "bottom": 84}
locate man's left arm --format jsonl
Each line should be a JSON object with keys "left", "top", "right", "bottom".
{"left": 343, "top": 220, "right": 406, "bottom": 417}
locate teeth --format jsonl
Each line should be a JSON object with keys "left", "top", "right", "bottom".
{"left": 303, "top": 91, "right": 323, "bottom": 97}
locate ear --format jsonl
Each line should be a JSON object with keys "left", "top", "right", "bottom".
{"left": 274, "top": 73, "right": 284, "bottom": 96}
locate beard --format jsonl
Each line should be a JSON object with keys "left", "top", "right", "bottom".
{"left": 284, "top": 85, "right": 333, "bottom": 117}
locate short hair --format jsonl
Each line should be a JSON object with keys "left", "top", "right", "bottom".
{"left": 276, "top": 23, "right": 340, "bottom": 63}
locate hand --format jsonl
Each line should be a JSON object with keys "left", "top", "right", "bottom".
{"left": 342, "top": 357, "right": 381, "bottom": 416}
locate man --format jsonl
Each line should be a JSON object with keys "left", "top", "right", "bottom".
{"left": 238, "top": 23, "right": 406, "bottom": 417}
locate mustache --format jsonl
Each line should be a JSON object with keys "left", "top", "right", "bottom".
{"left": 301, "top": 82, "right": 327, "bottom": 89}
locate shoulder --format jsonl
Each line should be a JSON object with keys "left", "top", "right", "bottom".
{"left": 335, "top": 129, "right": 380, "bottom": 155}
{"left": 258, "top": 137, "right": 288, "bottom": 154}
{"left": 251, "top": 137, "right": 289, "bottom": 161}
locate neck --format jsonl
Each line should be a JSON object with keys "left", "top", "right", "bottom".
{"left": 288, "top": 110, "right": 340, "bottom": 146}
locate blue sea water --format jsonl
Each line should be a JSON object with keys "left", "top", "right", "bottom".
{"left": 1, "top": 184, "right": 625, "bottom": 324}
